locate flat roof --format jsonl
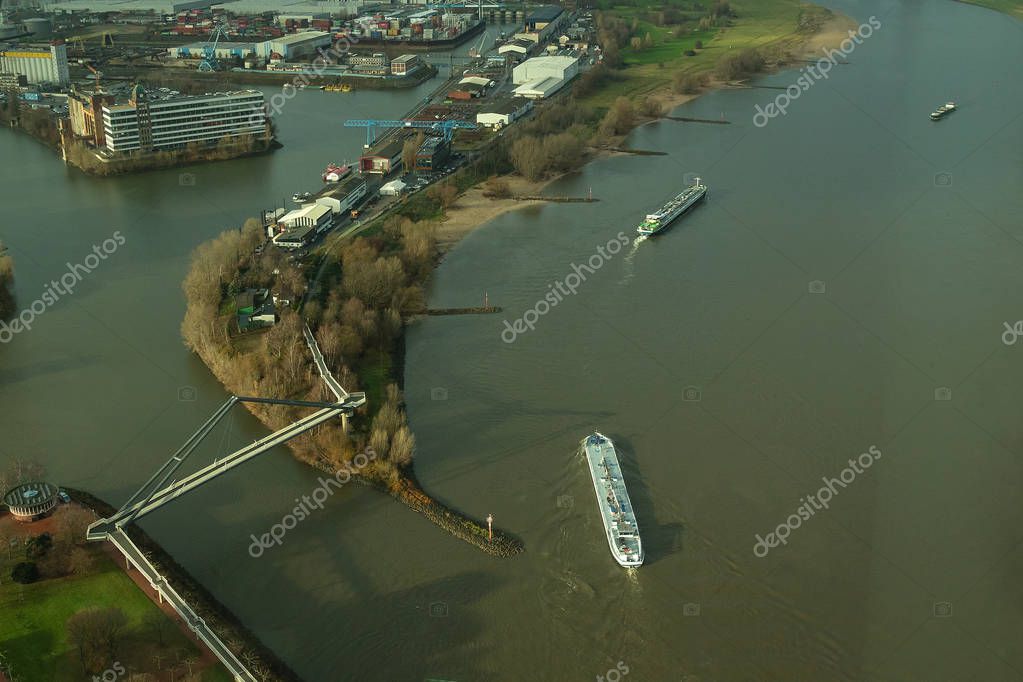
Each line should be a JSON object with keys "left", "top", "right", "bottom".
{"left": 275, "top": 223, "right": 317, "bottom": 241}
{"left": 513, "top": 76, "right": 562, "bottom": 95}
{"left": 363, "top": 138, "right": 404, "bottom": 159}
{"left": 526, "top": 5, "right": 563, "bottom": 22}
{"left": 282, "top": 202, "right": 331, "bottom": 222}
{"left": 173, "top": 41, "right": 255, "bottom": 50}
{"left": 519, "top": 55, "right": 577, "bottom": 68}
{"left": 325, "top": 174, "right": 367, "bottom": 194}
{"left": 481, "top": 97, "right": 529, "bottom": 115}
{"left": 268, "top": 30, "right": 331, "bottom": 45}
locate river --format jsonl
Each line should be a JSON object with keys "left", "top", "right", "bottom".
{"left": 3, "top": 3, "right": 1023, "bottom": 680}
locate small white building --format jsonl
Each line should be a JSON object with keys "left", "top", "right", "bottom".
{"left": 279, "top": 202, "right": 333, "bottom": 232}
{"left": 379, "top": 179, "right": 407, "bottom": 196}
{"left": 498, "top": 40, "right": 532, "bottom": 58}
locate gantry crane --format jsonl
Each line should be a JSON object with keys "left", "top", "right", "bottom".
{"left": 344, "top": 118, "right": 479, "bottom": 147}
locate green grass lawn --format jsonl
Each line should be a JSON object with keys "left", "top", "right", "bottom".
{"left": 0, "top": 545, "right": 229, "bottom": 681}
{"left": 580, "top": 0, "right": 828, "bottom": 108}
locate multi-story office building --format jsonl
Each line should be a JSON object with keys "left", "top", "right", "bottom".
{"left": 0, "top": 41, "right": 70, "bottom": 86}
{"left": 101, "top": 86, "right": 268, "bottom": 154}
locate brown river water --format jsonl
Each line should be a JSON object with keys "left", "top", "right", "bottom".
{"left": 2, "top": 5, "right": 1023, "bottom": 680}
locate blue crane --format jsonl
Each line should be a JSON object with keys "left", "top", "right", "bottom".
{"left": 344, "top": 118, "right": 479, "bottom": 146}
{"left": 198, "top": 23, "right": 228, "bottom": 72}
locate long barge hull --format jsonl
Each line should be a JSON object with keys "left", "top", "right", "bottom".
{"left": 582, "top": 433, "right": 644, "bottom": 567}
{"left": 637, "top": 184, "right": 707, "bottom": 236}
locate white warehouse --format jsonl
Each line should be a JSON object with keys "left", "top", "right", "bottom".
{"left": 511, "top": 55, "right": 578, "bottom": 99}
{"left": 512, "top": 55, "right": 578, "bottom": 85}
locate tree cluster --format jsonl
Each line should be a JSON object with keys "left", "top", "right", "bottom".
{"left": 716, "top": 47, "right": 767, "bottom": 80}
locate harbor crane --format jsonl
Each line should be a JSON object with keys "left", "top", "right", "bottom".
{"left": 344, "top": 118, "right": 479, "bottom": 147}
{"left": 468, "top": 29, "right": 488, "bottom": 58}
{"left": 198, "top": 22, "right": 228, "bottom": 72}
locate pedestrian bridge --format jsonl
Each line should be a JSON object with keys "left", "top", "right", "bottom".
{"left": 86, "top": 326, "right": 365, "bottom": 681}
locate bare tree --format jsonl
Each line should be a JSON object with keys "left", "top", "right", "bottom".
{"left": 54, "top": 506, "right": 94, "bottom": 546}
{"left": 66, "top": 606, "right": 128, "bottom": 673}
{"left": 68, "top": 546, "right": 95, "bottom": 575}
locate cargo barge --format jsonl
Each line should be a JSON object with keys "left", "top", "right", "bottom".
{"left": 581, "top": 433, "right": 644, "bottom": 568}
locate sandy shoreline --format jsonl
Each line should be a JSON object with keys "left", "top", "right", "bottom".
{"left": 436, "top": 9, "right": 858, "bottom": 251}
{"left": 435, "top": 174, "right": 562, "bottom": 250}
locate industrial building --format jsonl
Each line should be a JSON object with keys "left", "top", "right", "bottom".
{"left": 278, "top": 202, "right": 332, "bottom": 232}
{"left": 273, "top": 224, "right": 316, "bottom": 249}
{"left": 513, "top": 55, "right": 578, "bottom": 84}
{"left": 0, "top": 42, "right": 70, "bottom": 86}
{"left": 498, "top": 39, "right": 533, "bottom": 58}
{"left": 347, "top": 52, "right": 389, "bottom": 75}
{"left": 476, "top": 97, "right": 533, "bottom": 128}
{"left": 317, "top": 175, "right": 368, "bottom": 214}
{"left": 511, "top": 55, "right": 578, "bottom": 100}
{"left": 414, "top": 136, "right": 450, "bottom": 173}
{"left": 166, "top": 41, "right": 257, "bottom": 60}
{"left": 68, "top": 88, "right": 116, "bottom": 147}
{"left": 101, "top": 86, "right": 268, "bottom": 153}
{"left": 257, "top": 30, "right": 331, "bottom": 59}
{"left": 517, "top": 5, "right": 565, "bottom": 43}
{"left": 359, "top": 138, "right": 404, "bottom": 174}
{"left": 389, "top": 54, "right": 424, "bottom": 76}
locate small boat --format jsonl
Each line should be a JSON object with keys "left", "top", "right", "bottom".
{"left": 930, "top": 101, "right": 956, "bottom": 120}
{"left": 292, "top": 192, "right": 313, "bottom": 203}
{"left": 322, "top": 162, "right": 352, "bottom": 183}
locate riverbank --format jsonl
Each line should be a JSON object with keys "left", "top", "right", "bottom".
{"left": 0, "top": 500, "right": 236, "bottom": 681}
{"left": 434, "top": 175, "right": 561, "bottom": 251}
{"left": 427, "top": 2, "right": 857, "bottom": 249}
{"left": 66, "top": 488, "right": 302, "bottom": 681}
{"left": 62, "top": 135, "right": 280, "bottom": 177}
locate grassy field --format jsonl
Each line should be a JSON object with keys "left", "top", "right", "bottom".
{"left": 0, "top": 542, "right": 230, "bottom": 681}
{"left": 957, "top": 0, "right": 1023, "bottom": 17}
{"left": 580, "top": 0, "right": 831, "bottom": 108}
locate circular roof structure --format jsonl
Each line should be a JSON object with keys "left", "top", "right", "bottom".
{"left": 3, "top": 481, "right": 58, "bottom": 510}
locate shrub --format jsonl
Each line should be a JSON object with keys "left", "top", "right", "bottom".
{"left": 12, "top": 561, "right": 39, "bottom": 584}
